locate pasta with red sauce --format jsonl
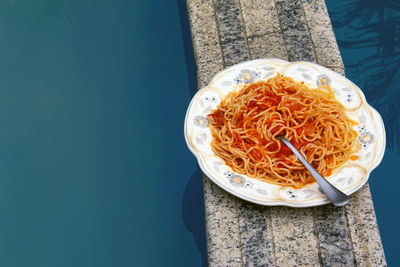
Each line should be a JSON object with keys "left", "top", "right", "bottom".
{"left": 207, "top": 74, "right": 360, "bottom": 188}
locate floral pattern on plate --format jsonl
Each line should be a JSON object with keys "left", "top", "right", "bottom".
{"left": 184, "top": 59, "right": 386, "bottom": 207}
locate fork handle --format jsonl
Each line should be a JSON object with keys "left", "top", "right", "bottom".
{"left": 279, "top": 137, "right": 349, "bottom": 206}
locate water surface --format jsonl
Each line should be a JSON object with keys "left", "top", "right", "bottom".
{"left": 326, "top": 1, "right": 400, "bottom": 265}
{"left": 0, "top": 1, "right": 204, "bottom": 266}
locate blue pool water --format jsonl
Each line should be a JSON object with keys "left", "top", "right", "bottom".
{"left": 0, "top": 0, "right": 204, "bottom": 266}
{"left": 326, "top": 0, "right": 400, "bottom": 265}
{"left": 0, "top": 0, "right": 397, "bottom": 266}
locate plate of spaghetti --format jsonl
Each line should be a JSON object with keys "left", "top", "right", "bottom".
{"left": 184, "top": 59, "right": 385, "bottom": 207}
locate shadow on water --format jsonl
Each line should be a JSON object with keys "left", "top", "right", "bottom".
{"left": 328, "top": 0, "right": 400, "bottom": 153}
{"left": 177, "top": 0, "right": 208, "bottom": 266}
{"left": 177, "top": 0, "right": 198, "bottom": 98}
{"left": 326, "top": 1, "right": 400, "bottom": 266}
{"left": 181, "top": 168, "right": 208, "bottom": 267}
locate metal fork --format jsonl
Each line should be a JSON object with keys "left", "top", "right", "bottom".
{"left": 277, "top": 136, "right": 349, "bottom": 206}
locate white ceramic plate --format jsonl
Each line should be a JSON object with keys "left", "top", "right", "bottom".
{"left": 184, "top": 59, "right": 385, "bottom": 207}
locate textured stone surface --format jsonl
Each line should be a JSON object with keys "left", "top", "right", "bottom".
{"left": 314, "top": 205, "right": 356, "bottom": 266}
{"left": 301, "top": 0, "right": 344, "bottom": 68}
{"left": 270, "top": 207, "right": 320, "bottom": 266}
{"left": 275, "top": 0, "right": 316, "bottom": 62}
{"left": 237, "top": 202, "right": 274, "bottom": 267}
{"left": 203, "top": 178, "right": 242, "bottom": 266}
{"left": 214, "top": 0, "right": 250, "bottom": 66}
{"left": 218, "top": 1, "right": 322, "bottom": 265}
{"left": 186, "top": 1, "right": 243, "bottom": 265}
{"left": 185, "top": 0, "right": 387, "bottom": 266}
{"left": 273, "top": 2, "right": 356, "bottom": 265}
{"left": 186, "top": 0, "right": 224, "bottom": 88}
{"left": 239, "top": 0, "right": 287, "bottom": 60}
{"left": 330, "top": 67, "right": 345, "bottom": 76}
{"left": 346, "top": 184, "right": 387, "bottom": 266}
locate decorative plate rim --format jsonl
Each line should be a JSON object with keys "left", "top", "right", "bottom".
{"left": 184, "top": 58, "right": 386, "bottom": 207}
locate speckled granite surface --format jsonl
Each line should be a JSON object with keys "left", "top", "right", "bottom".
{"left": 185, "top": 0, "right": 386, "bottom": 266}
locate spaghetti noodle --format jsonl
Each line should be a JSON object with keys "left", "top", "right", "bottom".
{"left": 207, "top": 74, "right": 360, "bottom": 188}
